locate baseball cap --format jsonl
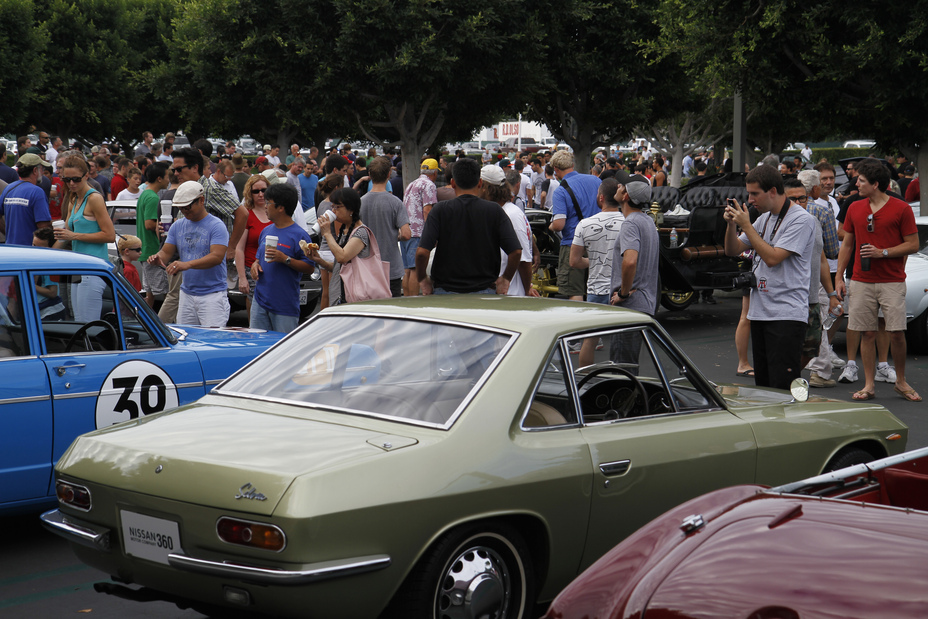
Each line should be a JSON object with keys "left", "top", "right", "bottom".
{"left": 255, "top": 156, "right": 269, "bottom": 166}
{"left": 421, "top": 158, "right": 439, "bottom": 172}
{"left": 261, "top": 169, "right": 284, "bottom": 185}
{"left": 614, "top": 170, "right": 652, "bottom": 207}
{"left": 480, "top": 165, "right": 507, "bottom": 186}
{"left": 263, "top": 144, "right": 271, "bottom": 151}
{"left": 16, "top": 153, "right": 52, "bottom": 170}
{"left": 499, "top": 158, "right": 511, "bottom": 168}
{"left": 172, "top": 180, "right": 204, "bottom": 207}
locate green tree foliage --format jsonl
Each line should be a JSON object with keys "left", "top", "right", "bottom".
{"left": 325, "top": 0, "right": 537, "bottom": 187}
{"left": 0, "top": 0, "right": 46, "bottom": 131}
{"left": 525, "top": 0, "right": 690, "bottom": 170}
{"left": 166, "top": 0, "right": 347, "bottom": 151}
{"left": 29, "top": 0, "right": 175, "bottom": 148}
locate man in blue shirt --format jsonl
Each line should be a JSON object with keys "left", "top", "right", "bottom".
{"left": 0, "top": 154, "right": 52, "bottom": 245}
{"left": 548, "top": 150, "right": 601, "bottom": 300}
{"left": 250, "top": 184, "right": 314, "bottom": 333}
{"left": 0, "top": 143, "right": 19, "bottom": 184}
{"left": 147, "top": 181, "right": 230, "bottom": 327}
{"left": 299, "top": 159, "right": 320, "bottom": 213}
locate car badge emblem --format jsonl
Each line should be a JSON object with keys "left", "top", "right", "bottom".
{"left": 234, "top": 483, "right": 267, "bottom": 501}
{"left": 155, "top": 465, "right": 163, "bottom": 474}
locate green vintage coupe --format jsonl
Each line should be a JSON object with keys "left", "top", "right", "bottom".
{"left": 41, "top": 297, "right": 907, "bottom": 619}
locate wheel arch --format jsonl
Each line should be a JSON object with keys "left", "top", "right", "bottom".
{"left": 821, "top": 439, "right": 888, "bottom": 472}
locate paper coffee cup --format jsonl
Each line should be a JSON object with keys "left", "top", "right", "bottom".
{"left": 160, "top": 200, "right": 173, "bottom": 218}
{"left": 265, "top": 235, "right": 278, "bottom": 261}
{"left": 52, "top": 220, "right": 66, "bottom": 230}
{"left": 160, "top": 215, "right": 173, "bottom": 235}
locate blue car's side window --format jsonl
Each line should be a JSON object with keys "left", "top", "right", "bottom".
{"left": 0, "top": 275, "right": 29, "bottom": 358}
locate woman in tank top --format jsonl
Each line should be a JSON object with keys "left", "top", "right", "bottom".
{"left": 54, "top": 154, "right": 116, "bottom": 322}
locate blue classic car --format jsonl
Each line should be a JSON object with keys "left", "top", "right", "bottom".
{"left": 0, "top": 246, "right": 283, "bottom": 515}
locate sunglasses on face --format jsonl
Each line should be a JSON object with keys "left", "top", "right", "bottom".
{"left": 61, "top": 176, "right": 84, "bottom": 184}
{"left": 251, "top": 188, "right": 267, "bottom": 195}
{"left": 128, "top": 247, "right": 142, "bottom": 252}
{"left": 867, "top": 213, "right": 874, "bottom": 233}
{"left": 173, "top": 164, "right": 189, "bottom": 173}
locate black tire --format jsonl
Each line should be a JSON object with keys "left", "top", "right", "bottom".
{"left": 660, "top": 290, "right": 695, "bottom": 311}
{"left": 823, "top": 446, "right": 877, "bottom": 473}
{"left": 384, "top": 522, "right": 534, "bottom": 619}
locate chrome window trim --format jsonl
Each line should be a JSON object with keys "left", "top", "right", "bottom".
{"left": 519, "top": 343, "right": 582, "bottom": 432}
{"left": 214, "top": 313, "right": 518, "bottom": 431}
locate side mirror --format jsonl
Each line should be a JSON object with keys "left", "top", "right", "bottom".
{"left": 790, "top": 377, "right": 809, "bottom": 403}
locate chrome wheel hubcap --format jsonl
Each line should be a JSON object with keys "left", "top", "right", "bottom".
{"left": 437, "top": 545, "right": 510, "bottom": 619}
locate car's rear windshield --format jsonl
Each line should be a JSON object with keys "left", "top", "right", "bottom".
{"left": 217, "top": 314, "right": 513, "bottom": 428}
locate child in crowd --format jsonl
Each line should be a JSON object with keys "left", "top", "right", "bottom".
{"left": 117, "top": 234, "right": 143, "bottom": 292}
{"left": 32, "top": 228, "right": 68, "bottom": 320}
{"left": 116, "top": 167, "right": 143, "bottom": 201}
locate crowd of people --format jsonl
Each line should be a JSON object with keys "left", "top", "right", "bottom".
{"left": 0, "top": 132, "right": 922, "bottom": 403}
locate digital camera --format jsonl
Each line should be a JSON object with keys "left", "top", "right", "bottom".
{"left": 732, "top": 272, "right": 757, "bottom": 289}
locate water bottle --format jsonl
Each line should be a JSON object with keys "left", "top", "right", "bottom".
{"left": 822, "top": 303, "right": 843, "bottom": 330}
{"left": 669, "top": 228, "right": 678, "bottom": 248}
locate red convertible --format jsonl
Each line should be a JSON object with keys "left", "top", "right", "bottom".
{"left": 545, "top": 446, "right": 928, "bottom": 619}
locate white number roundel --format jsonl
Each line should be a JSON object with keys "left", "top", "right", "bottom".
{"left": 96, "top": 360, "right": 180, "bottom": 428}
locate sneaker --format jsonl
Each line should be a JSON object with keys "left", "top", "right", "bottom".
{"left": 595, "top": 338, "right": 604, "bottom": 351}
{"left": 703, "top": 295, "right": 717, "bottom": 305}
{"left": 567, "top": 340, "right": 581, "bottom": 354}
{"left": 828, "top": 348, "right": 846, "bottom": 369}
{"left": 838, "top": 364, "right": 858, "bottom": 383}
{"left": 876, "top": 364, "right": 897, "bottom": 383}
{"left": 809, "top": 372, "right": 836, "bottom": 388}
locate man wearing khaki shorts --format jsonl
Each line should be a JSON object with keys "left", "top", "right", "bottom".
{"left": 835, "top": 158, "right": 920, "bottom": 401}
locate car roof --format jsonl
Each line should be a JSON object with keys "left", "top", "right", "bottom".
{"left": 0, "top": 245, "right": 114, "bottom": 270}
{"left": 319, "top": 295, "right": 652, "bottom": 335}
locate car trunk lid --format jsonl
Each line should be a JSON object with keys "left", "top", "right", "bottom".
{"left": 58, "top": 403, "right": 417, "bottom": 516}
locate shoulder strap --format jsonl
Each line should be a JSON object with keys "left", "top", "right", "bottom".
{"left": 558, "top": 178, "right": 585, "bottom": 222}
{"left": 0, "top": 180, "right": 24, "bottom": 204}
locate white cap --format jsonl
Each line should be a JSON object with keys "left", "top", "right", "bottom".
{"left": 172, "top": 180, "right": 204, "bottom": 207}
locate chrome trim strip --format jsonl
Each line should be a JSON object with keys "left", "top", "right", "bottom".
{"left": 167, "top": 553, "right": 391, "bottom": 585}
{"left": 40, "top": 509, "right": 111, "bottom": 551}
{"left": 205, "top": 379, "right": 224, "bottom": 386}
{"left": 53, "top": 391, "right": 99, "bottom": 400}
{"left": 176, "top": 381, "right": 206, "bottom": 390}
{"left": 0, "top": 394, "right": 50, "bottom": 405}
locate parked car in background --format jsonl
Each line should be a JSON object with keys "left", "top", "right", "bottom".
{"left": 545, "top": 446, "right": 928, "bottom": 619}
{"left": 41, "top": 296, "right": 905, "bottom": 618}
{"left": 843, "top": 139, "right": 877, "bottom": 149}
{"left": 0, "top": 246, "right": 284, "bottom": 516}
{"left": 237, "top": 137, "right": 259, "bottom": 156}
{"left": 502, "top": 137, "right": 544, "bottom": 153}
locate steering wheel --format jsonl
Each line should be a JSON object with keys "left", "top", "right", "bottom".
{"left": 65, "top": 320, "right": 120, "bottom": 353}
{"left": 577, "top": 366, "right": 649, "bottom": 418}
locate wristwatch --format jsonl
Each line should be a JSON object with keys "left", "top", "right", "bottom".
{"left": 285, "top": 256, "right": 292, "bottom": 265}
{"left": 618, "top": 291, "right": 630, "bottom": 299}
{"left": 882, "top": 249, "right": 889, "bottom": 258}
{"left": 828, "top": 291, "right": 838, "bottom": 297}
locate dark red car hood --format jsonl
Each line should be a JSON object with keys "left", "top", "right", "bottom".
{"left": 546, "top": 488, "right": 928, "bottom": 619}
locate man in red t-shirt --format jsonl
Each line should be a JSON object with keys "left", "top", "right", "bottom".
{"left": 109, "top": 157, "right": 131, "bottom": 200}
{"left": 835, "top": 158, "right": 920, "bottom": 402}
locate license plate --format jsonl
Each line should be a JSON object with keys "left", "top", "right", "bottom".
{"left": 299, "top": 289, "right": 309, "bottom": 305}
{"left": 121, "top": 510, "right": 182, "bottom": 565}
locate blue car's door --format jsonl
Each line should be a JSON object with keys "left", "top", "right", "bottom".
{"left": 0, "top": 273, "right": 58, "bottom": 505}
{"left": 34, "top": 272, "right": 205, "bottom": 498}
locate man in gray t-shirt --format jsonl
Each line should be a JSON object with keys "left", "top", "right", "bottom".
{"left": 360, "top": 156, "right": 411, "bottom": 297}
{"left": 610, "top": 171, "right": 659, "bottom": 316}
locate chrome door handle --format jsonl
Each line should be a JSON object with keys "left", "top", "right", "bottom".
{"left": 598, "top": 460, "right": 631, "bottom": 477}
{"left": 54, "top": 363, "right": 86, "bottom": 377}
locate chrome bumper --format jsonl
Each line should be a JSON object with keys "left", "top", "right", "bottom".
{"left": 168, "top": 553, "right": 391, "bottom": 585}
{"left": 40, "top": 509, "right": 112, "bottom": 551}
{"left": 40, "top": 509, "right": 390, "bottom": 586}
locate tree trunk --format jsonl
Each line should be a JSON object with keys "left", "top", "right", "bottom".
{"left": 275, "top": 127, "right": 298, "bottom": 156}
{"left": 669, "top": 143, "right": 685, "bottom": 187}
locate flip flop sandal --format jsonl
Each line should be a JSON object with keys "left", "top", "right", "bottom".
{"left": 852, "top": 390, "right": 875, "bottom": 401}
{"left": 894, "top": 386, "right": 923, "bottom": 402}
{"left": 736, "top": 369, "right": 755, "bottom": 377}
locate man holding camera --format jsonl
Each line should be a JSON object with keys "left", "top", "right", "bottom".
{"left": 725, "top": 165, "right": 815, "bottom": 390}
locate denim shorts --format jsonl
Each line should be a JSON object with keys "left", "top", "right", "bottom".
{"left": 587, "top": 293, "right": 610, "bottom": 305}
{"left": 400, "top": 237, "right": 420, "bottom": 270}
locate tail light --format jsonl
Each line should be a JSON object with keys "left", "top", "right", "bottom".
{"left": 217, "top": 517, "right": 286, "bottom": 552}
{"left": 56, "top": 480, "right": 92, "bottom": 511}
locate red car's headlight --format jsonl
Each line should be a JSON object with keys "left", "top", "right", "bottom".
{"left": 56, "top": 480, "right": 92, "bottom": 511}
{"left": 217, "top": 517, "right": 286, "bottom": 552}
